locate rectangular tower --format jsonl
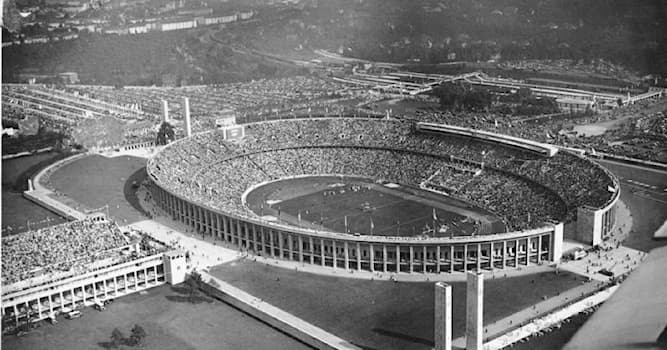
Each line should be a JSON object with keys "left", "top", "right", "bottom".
{"left": 162, "top": 100, "right": 169, "bottom": 123}
{"left": 466, "top": 271, "right": 484, "bottom": 350}
{"left": 435, "top": 282, "right": 452, "bottom": 350}
{"left": 183, "top": 97, "right": 192, "bottom": 137}
{"left": 163, "top": 250, "right": 186, "bottom": 285}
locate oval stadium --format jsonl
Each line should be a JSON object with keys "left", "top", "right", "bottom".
{"left": 147, "top": 117, "right": 620, "bottom": 274}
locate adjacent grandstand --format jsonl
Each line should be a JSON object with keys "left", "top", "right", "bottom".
{"left": 1, "top": 215, "right": 185, "bottom": 331}
{"left": 147, "top": 117, "right": 620, "bottom": 274}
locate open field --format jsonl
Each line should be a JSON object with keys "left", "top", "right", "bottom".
{"left": 2, "top": 151, "right": 68, "bottom": 234}
{"left": 48, "top": 154, "right": 149, "bottom": 225}
{"left": 1, "top": 284, "right": 312, "bottom": 350}
{"left": 210, "top": 260, "right": 587, "bottom": 350}
{"left": 246, "top": 176, "right": 504, "bottom": 237}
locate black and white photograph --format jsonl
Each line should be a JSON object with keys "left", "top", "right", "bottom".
{"left": 1, "top": 0, "right": 666, "bottom": 349}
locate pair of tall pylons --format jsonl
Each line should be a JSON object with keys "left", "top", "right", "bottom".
{"left": 435, "top": 271, "right": 484, "bottom": 350}
{"left": 162, "top": 98, "right": 192, "bottom": 138}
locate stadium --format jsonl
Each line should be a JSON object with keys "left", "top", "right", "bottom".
{"left": 146, "top": 117, "right": 620, "bottom": 274}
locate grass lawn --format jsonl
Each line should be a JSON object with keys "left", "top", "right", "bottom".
{"left": 48, "top": 155, "right": 150, "bottom": 225}
{"left": 2, "top": 284, "right": 312, "bottom": 350}
{"left": 210, "top": 260, "right": 587, "bottom": 350}
{"left": 246, "top": 176, "right": 503, "bottom": 237}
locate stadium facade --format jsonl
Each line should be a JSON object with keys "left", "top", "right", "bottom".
{"left": 147, "top": 118, "right": 620, "bottom": 275}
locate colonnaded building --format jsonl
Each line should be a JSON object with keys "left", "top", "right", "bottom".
{"left": 1, "top": 215, "right": 186, "bottom": 329}
{"left": 147, "top": 117, "right": 620, "bottom": 274}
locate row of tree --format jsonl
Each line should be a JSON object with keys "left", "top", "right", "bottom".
{"left": 100, "top": 324, "right": 147, "bottom": 349}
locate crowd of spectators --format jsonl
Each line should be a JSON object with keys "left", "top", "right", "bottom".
{"left": 1, "top": 219, "right": 130, "bottom": 285}
{"left": 149, "top": 117, "right": 610, "bottom": 234}
{"left": 408, "top": 96, "right": 667, "bottom": 164}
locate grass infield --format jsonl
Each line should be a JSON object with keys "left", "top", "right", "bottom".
{"left": 245, "top": 176, "right": 505, "bottom": 237}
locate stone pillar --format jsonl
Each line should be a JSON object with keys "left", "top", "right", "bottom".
{"left": 423, "top": 246, "right": 428, "bottom": 272}
{"left": 537, "top": 235, "right": 543, "bottom": 264}
{"left": 309, "top": 236, "right": 314, "bottom": 264}
{"left": 489, "top": 243, "right": 494, "bottom": 270}
{"left": 466, "top": 271, "right": 484, "bottom": 350}
{"left": 369, "top": 244, "right": 375, "bottom": 272}
{"left": 216, "top": 214, "right": 221, "bottom": 240}
{"left": 48, "top": 294, "right": 54, "bottom": 314}
{"left": 476, "top": 244, "right": 482, "bottom": 271}
{"left": 551, "top": 223, "right": 564, "bottom": 263}
{"left": 435, "top": 282, "right": 452, "bottom": 350}
{"left": 162, "top": 99, "right": 169, "bottom": 123}
{"left": 344, "top": 241, "right": 350, "bottom": 269}
{"left": 298, "top": 235, "right": 304, "bottom": 263}
{"left": 183, "top": 97, "right": 192, "bottom": 137}
{"left": 383, "top": 245, "right": 388, "bottom": 272}
{"left": 13, "top": 305, "right": 19, "bottom": 325}
{"left": 436, "top": 246, "right": 441, "bottom": 272}
{"left": 321, "top": 239, "right": 326, "bottom": 266}
{"left": 269, "top": 230, "right": 275, "bottom": 257}
{"left": 396, "top": 245, "right": 401, "bottom": 272}
{"left": 223, "top": 216, "right": 230, "bottom": 242}
{"left": 463, "top": 245, "right": 468, "bottom": 272}
{"left": 278, "top": 231, "right": 284, "bottom": 258}
{"left": 252, "top": 224, "right": 258, "bottom": 251}
{"left": 332, "top": 240, "right": 337, "bottom": 269}
{"left": 356, "top": 242, "right": 361, "bottom": 271}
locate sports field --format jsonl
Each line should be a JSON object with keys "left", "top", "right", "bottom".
{"left": 245, "top": 176, "right": 505, "bottom": 237}
{"left": 210, "top": 260, "right": 588, "bottom": 350}
{"left": 48, "top": 154, "right": 150, "bottom": 225}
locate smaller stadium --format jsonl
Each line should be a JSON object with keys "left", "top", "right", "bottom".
{"left": 1, "top": 215, "right": 185, "bottom": 331}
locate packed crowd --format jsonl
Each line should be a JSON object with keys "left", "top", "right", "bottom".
{"left": 65, "top": 76, "right": 345, "bottom": 121}
{"left": 149, "top": 117, "right": 610, "bottom": 232}
{"left": 1, "top": 219, "right": 130, "bottom": 285}
{"left": 410, "top": 97, "right": 667, "bottom": 164}
{"left": 1, "top": 85, "right": 145, "bottom": 126}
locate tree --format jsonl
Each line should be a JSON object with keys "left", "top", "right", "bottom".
{"left": 128, "top": 324, "right": 147, "bottom": 346}
{"left": 186, "top": 271, "right": 203, "bottom": 296}
{"left": 110, "top": 328, "right": 125, "bottom": 348}
{"left": 155, "top": 122, "right": 175, "bottom": 145}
